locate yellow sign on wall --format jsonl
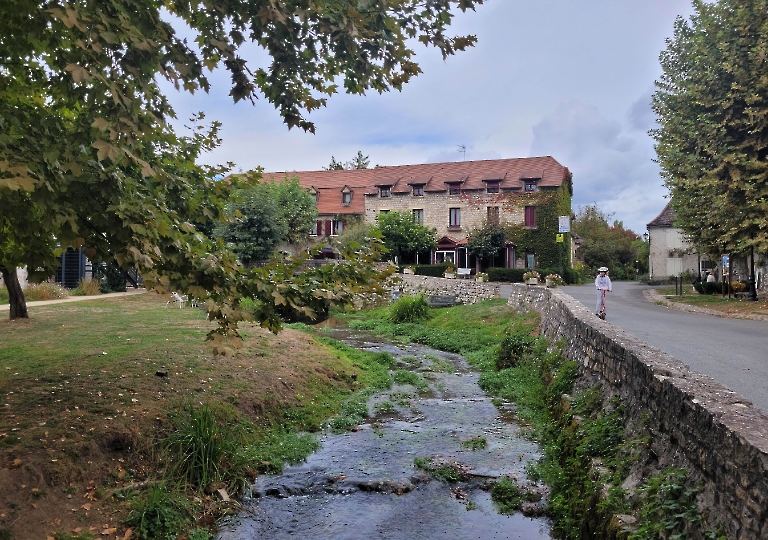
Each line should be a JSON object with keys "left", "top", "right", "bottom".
{"left": 556, "top": 233, "right": 564, "bottom": 243}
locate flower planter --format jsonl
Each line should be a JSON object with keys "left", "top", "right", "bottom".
{"left": 475, "top": 277, "right": 484, "bottom": 283}
{"left": 444, "top": 273, "right": 456, "bottom": 279}
{"left": 526, "top": 278, "right": 538, "bottom": 285}
{"left": 546, "top": 279, "right": 554, "bottom": 288}
{"left": 403, "top": 268, "right": 414, "bottom": 275}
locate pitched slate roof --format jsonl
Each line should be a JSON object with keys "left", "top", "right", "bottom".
{"left": 647, "top": 202, "right": 676, "bottom": 228}
{"left": 262, "top": 156, "right": 571, "bottom": 216}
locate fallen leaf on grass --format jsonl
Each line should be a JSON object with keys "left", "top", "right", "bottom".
{"left": 122, "top": 528, "right": 133, "bottom": 539}
{"left": 51, "top": 518, "right": 61, "bottom": 525}
{"left": 101, "top": 526, "right": 117, "bottom": 535}
{"left": 81, "top": 503, "right": 92, "bottom": 511}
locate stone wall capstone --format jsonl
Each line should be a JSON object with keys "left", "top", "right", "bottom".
{"left": 508, "top": 284, "right": 768, "bottom": 540}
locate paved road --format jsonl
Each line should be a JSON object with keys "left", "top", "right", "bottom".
{"left": 559, "top": 282, "right": 768, "bottom": 413}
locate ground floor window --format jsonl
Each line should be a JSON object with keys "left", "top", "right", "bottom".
{"left": 435, "top": 251, "right": 456, "bottom": 265}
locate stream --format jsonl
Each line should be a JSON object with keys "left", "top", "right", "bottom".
{"left": 217, "top": 329, "right": 552, "bottom": 540}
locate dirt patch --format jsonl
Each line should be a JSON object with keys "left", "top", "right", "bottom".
{"left": 0, "top": 294, "right": 359, "bottom": 539}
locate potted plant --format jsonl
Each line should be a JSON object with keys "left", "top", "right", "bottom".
{"left": 444, "top": 264, "right": 456, "bottom": 279}
{"left": 545, "top": 273, "right": 563, "bottom": 288}
{"left": 403, "top": 266, "right": 414, "bottom": 274}
{"left": 523, "top": 270, "right": 540, "bottom": 285}
{"left": 475, "top": 272, "right": 488, "bottom": 283}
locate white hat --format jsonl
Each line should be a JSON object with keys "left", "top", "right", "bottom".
{"left": 598, "top": 266, "right": 608, "bottom": 272}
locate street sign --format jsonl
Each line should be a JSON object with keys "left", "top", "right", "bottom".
{"left": 721, "top": 254, "right": 730, "bottom": 271}
{"left": 558, "top": 216, "right": 570, "bottom": 233}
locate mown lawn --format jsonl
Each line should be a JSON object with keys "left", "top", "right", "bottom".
{"left": 0, "top": 293, "right": 378, "bottom": 540}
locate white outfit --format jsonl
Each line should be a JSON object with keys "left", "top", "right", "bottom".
{"left": 707, "top": 273, "right": 716, "bottom": 283}
{"left": 595, "top": 274, "right": 612, "bottom": 313}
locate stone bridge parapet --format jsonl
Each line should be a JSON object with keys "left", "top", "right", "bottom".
{"left": 393, "top": 274, "right": 501, "bottom": 305}
{"left": 508, "top": 284, "right": 768, "bottom": 539}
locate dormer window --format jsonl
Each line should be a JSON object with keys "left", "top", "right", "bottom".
{"left": 486, "top": 181, "right": 500, "bottom": 194}
{"left": 341, "top": 186, "right": 352, "bottom": 206}
{"left": 412, "top": 185, "right": 424, "bottom": 197}
{"left": 448, "top": 183, "right": 461, "bottom": 195}
{"left": 524, "top": 180, "right": 538, "bottom": 192}
{"left": 380, "top": 186, "right": 391, "bottom": 198}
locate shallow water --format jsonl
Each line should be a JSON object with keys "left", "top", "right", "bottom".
{"left": 217, "top": 330, "right": 551, "bottom": 540}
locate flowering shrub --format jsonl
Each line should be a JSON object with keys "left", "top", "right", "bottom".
{"left": 546, "top": 273, "right": 564, "bottom": 287}
{"left": 23, "top": 282, "right": 69, "bottom": 301}
{"left": 444, "top": 265, "right": 455, "bottom": 273}
{"left": 523, "top": 271, "right": 540, "bottom": 281}
{"left": 476, "top": 272, "right": 489, "bottom": 280}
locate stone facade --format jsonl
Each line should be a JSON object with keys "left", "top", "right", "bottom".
{"left": 365, "top": 191, "right": 525, "bottom": 242}
{"left": 508, "top": 284, "right": 768, "bottom": 539}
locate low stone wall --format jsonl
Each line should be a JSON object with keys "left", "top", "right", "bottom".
{"left": 508, "top": 284, "right": 768, "bottom": 540}
{"left": 394, "top": 274, "right": 501, "bottom": 305}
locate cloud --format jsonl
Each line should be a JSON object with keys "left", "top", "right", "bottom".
{"left": 627, "top": 88, "right": 658, "bottom": 132}
{"left": 529, "top": 100, "right": 667, "bottom": 233}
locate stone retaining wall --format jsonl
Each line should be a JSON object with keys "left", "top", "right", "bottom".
{"left": 508, "top": 284, "right": 768, "bottom": 539}
{"left": 394, "top": 274, "right": 501, "bottom": 305}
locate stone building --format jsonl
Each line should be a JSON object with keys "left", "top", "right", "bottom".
{"left": 646, "top": 202, "right": 703, "bottom": 280}
{"left": 647, "top": 202, "right": 767, "bottom": 291}
{"left": 264, "top": 156, "right": 573, "bottom": 271}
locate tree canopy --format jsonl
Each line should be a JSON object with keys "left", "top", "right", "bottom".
{"left": 375, "top": 211, "right": 436, "bottom": 263}
{"left": 573, "top": 205, "right": 644, "bottom": 277}
{"left": 467, "top": 223, "right": 506, "bottom": 272}
{"left": 653, "top": 0, "right": 768, "bottom": 255}
{"left": 325, "top": 151, "right": 371, "bottom": 170}
{"left": 0, "top": 0, "right": 482, "bottom": 335}
{"left": 216, "top": 177, "right": 318, "bottom": 264}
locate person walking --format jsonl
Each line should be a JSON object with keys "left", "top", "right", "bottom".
{"left": 595, "top": 266, "right": 612, "bottom": 319}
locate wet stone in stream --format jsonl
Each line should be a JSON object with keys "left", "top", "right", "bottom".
{"left": 217, "top": 332, "right": 551, "bottom": 540}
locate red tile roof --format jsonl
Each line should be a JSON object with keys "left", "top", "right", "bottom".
{"left": 262, "top": 156, "right": 570, "bottom": 216}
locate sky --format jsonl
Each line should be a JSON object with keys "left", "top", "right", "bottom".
{"left": 163, "top": 0, "right": 696, "bottom": 235}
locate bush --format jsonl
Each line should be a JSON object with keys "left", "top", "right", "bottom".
{"left": 496, "top": 333, "right": 536, "bottom": 369}
{"left": 389, "top": 295, "right": 431, "bottom": 323}
{"left": 165, "top": 402, "right": 245, "bottom": 493}
{"left": 412, "top": 263, "right": 452, "bottom": 277}
{"left": 126, "top": 485, "right": 191, "bottom": 540}
{"left": 487, "top": 268, "right": 527, "bottom": 282}
{"left": 693, "top": 281, "right": 745, "bottom": 295}
{"left": 487, "top": 267, "right": 559, "bottom": 283}
{"left": 23, "top": 282, "right": 69, "bottom": 301}
{"left": 96, "top": 263, "right": 127, "bottom": 293}
{"left": 70, "top": 279, "right": 101, "bottom": 296}
{"left": 562, "top": 267, "right": 580, "bottom": 284}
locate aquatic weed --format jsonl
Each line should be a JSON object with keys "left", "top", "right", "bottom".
{"left": 460, "top": 436, "right": 488, "bottom": 451}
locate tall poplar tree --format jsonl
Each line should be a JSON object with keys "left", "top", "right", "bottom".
{"left": 653, "top": 0, "right": 768, "bottom": 255}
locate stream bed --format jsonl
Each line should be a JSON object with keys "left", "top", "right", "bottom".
{"left": 217, "top": 330, "right": 552, "bottom": 540}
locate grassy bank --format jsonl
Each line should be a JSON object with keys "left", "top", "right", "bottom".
{"left": 0, "top": 293, "right": 390, "bottom": 539}
{"left": 654, "top": 286, "right": 768, "bottom": 316}
{"left": 337, "top": 297, "right": 721, "bottom": 539}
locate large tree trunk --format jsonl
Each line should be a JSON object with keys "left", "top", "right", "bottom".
{"left": 0, "top": 266, "right": 28, "bottom": 320}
